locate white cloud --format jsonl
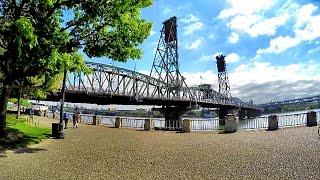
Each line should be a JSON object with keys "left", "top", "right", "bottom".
{"left": 182, "top": 14, "right": 204, "bottom": 35}
{"left": 218, "top": 0, "right": 275, "bottom": 18}
{"left": 181, "top": 14, "right": 200, "bottom": 23}
{"left": 248, "top": 13, "right": 289, "bottom": 37}
{"left": 308, "top": 46, "right": 320, "bottom": 54}
{"left": 184, "top": 21, "right": 204, "bottom": 35}
{"left": 225, "top": 53, "right": 240, "bottom": 63}
{"left": 208, "top": 33, "right": 215, "bottom": 40}
{"left": 228, "top": 32, "right": 239, "bottom": 44}
{"left": 257, "top": 36, "right": 300, "bottom": 54}
{"left": 182, "top": 71, "right": 218, "bottom": 89}
{"left": 163, "top": 7, "right": 172, "bottom": 15}
{"left": 199, "top": 55, "right": 214, "bottom": 62}
{"left": 180, "top": 61, "right": 320, "bottom": 103}
{"left": 185, "top": 38, "right": 203, "bottom": 49}
{"left": 295, "top": 3, "right": 317, "bottom": 28}
{"left": 257, "top": 3, "right": 320, "bottom": 55}
{"left": 230, "top": 61, "right": 320, "bottom": 86}
{"left": 219, "top": 0, "right": 289, "bottom": 37}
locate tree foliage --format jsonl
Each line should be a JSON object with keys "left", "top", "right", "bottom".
{"left": 8, "top": 98, "right": 30, "bottom": 108}
{"left": 0, "top": 0, "right": 153, "bottom": 137}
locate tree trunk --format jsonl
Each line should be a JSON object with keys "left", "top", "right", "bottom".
{"left": 0, "top": 82, "right": 13, "bottom": 138}
{"left": 16, "top": 89, "right": 21, "bottom": 119}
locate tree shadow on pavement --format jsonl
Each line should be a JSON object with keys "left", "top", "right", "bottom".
{"left": 0, "top": 127, "right": 50, "bottom": 155}
{"left": 12, "top": 147, "right": 46, "bottom": 154}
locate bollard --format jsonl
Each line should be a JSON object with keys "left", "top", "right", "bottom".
{"left": 115, "top": 117, "right": 122, "bottom": 128}
{"left": 52, "top": 123, "right": 65, "bottom": 139}
{"left": 268, "top": 115, "right": 278, "bottom": 131}
{"left": 52, "top": 123, "right": 59, "bottom": 138}
{"left": 306, "top": 111, "right": 317, "bottom": 127}
{"left": 144, "top": 119, "right": 154, "bottom": 131}
{"left": 225, "top": 114, "right": 237, "bottom": 133}
{"left": 182, "top": 119, "right": 191, "bottom": 133}
{"left": 92, "top": 115, "right": 101, "bottom": 125}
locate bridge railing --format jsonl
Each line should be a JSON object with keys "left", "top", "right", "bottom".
{"left": 121, "top": 117, "right": 145, "bottom": 129}
{"left": 100, "top": 116, "right": 115, "bottom": 127}
{"left": 278, "top": 113, "right": 307, "bottom": 127}
{"left": 154, "top": 118, "right": 165, "bottom": 129}
{"left": 190, "top": 118, "right": 223, "bottom": 131}
{"left": 80, "top": 114, "right": 94, "bottom": 124}
{"left": 238, "top": 117, "right": 268, "bottom": 130}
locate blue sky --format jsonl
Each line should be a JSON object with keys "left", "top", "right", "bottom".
{"left": 86, "top": 0, "right": 320, "bottom": 104}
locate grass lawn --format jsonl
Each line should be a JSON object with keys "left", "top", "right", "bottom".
{"left": 0, "top": 114, "right": 51, "bottom": 151}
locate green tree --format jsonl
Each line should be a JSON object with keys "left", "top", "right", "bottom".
{"left": 0, "top": 0, "right": 152, "bottom": 138}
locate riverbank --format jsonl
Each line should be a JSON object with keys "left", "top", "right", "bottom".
{"left": 0, "top": 119, "right": 319, "bottom": 179}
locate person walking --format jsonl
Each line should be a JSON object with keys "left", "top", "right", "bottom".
{"left": 63, "top": 112, "right": 69, "bottom": 129}
{"left": 72, "top": 111, "right": 78, "bottom": 128}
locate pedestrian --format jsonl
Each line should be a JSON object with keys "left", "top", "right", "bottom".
{"left": 72, "top": 111, "right": 78, "bottom": 128}
{"left": 64, "top": 112, "right": 69, "bottom": 129}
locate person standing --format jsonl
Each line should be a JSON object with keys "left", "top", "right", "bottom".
{"left": 63, "top": 112, "right": 69, "bottom": 129}
{"left": 72, "top": 111, "right": 78, "bottom": 128}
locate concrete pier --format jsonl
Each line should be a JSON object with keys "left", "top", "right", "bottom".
{"left": 115, "top": 117, "right": 122, "bottom": 128}
{"left": 268, "top": 115, "right": 278, "bottom": 131}
{"left": 306, "top": 111, "right": 317, "bottom": 127}
{"left": 182, "top": 119, "right": 191, "bottom": 133}
{"left": 144, "top": 119, "right": 154, "bottom": 131}
{"left": 225, "top": 114, "right": 237, "bottom": 133}
{"left": 92, "top": 115, "right": 101, "bottom": 125}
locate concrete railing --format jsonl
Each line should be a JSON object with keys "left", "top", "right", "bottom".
{"left": 238, "top": 117, "right": 268, "bottom": 130}
{"left": 80, "top": 111, "right": 319, "bottom": 133}
{"left": 278, "top": 113, "right": 307, "bottom": 127}
{"left": 189, "top": 118, "right": 222, "bottom": 131}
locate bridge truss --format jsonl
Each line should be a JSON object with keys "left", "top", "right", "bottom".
{"left": 259, "top": 95, "right": 320, "bottom": 112}
{"left": 64, "top": 62, "right": 257, "bottom": 109}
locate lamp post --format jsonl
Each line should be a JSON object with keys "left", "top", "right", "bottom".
{"left": 58, "top": 69, "right": 67, "bottom": 138}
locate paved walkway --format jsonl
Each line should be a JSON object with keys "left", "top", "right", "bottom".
{"left": 1, "top": 118, "right": 320, "bottom": 179}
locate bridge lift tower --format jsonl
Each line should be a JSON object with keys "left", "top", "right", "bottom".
{"left": 216, "top": 55, "right": 231, "bottom": 98}
{"left": 150, "top": 16, "right": 183, "bottom": 97}
{"left": 216, "top": 55, "right": 232, "bottom": 125}
{"left": 150, "top": 16, "right": 190, "bottom": 130}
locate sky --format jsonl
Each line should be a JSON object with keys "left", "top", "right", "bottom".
{"left": 85, "top": 0, "right": 320, "bottom": 104}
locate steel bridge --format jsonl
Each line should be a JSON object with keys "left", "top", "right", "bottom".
{"left": 259, "top": 95, "right": 320, "bottom": 113}
{"left": 47, "top": 16, "right": 261, "bottom": 130}
{"left": 47, "top": 61, "right": 257, "bottom": 109}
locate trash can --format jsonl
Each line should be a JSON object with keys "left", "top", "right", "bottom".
{"left": 52, "top": 123, "right": 64, "bottom": 139}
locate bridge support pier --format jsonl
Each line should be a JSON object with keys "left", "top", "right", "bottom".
{"left": 161, "top": 106, "right": 190, "bottom": 131}
{"left": 239, "top": 109, "right": 246, "bottom": 120}
{"left": 218, "top": 108, "right": 233, "bottom": 126}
